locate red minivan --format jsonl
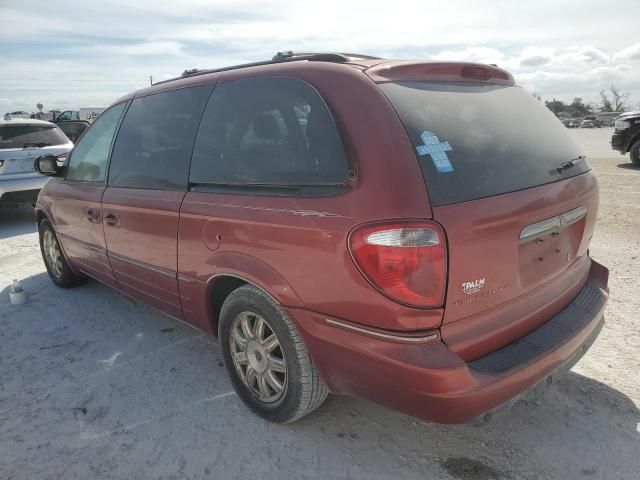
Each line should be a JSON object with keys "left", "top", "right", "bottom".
{"left": 34, "top": 52, "right": 608, "bottom": 424}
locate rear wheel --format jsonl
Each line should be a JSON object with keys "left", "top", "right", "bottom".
{"left": 219, "top": 284, "right": 328, "bottom": 423}
{"left": 38, "top": 218, "right": 87, "bottom": 288}
{"left": 630, "top": 139, "right": 640, "bottom": 165}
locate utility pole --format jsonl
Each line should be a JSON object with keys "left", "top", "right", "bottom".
{"left": 149, "top": 75, "right": 153, "bottom": 86}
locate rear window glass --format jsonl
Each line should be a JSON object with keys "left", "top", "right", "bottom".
{"left": 379, "top": 82, "right": 589, "bottom": 205}
{"left": 190, "top": 76, "right": 349, "bottom": 189}
{"left": 0, "top": 124, "right": 68, "bottom": 149}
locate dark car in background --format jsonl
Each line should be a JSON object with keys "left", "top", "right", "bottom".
{"left": 55, "top": 120, "right": 90, "bottom": 143}
{"left": 562, "top": 119, "right": 578, "bottom": 128}
{"left": 33, "top": 52, "right": 608, "bottom": 425}
{"left": 611, "top": 111, "right": 640, "bottom": 164}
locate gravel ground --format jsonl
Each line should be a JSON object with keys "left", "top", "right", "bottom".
{"left": 0, "top": 128, "right": 638, "bottom": 480}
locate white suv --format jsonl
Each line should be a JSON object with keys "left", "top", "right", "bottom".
{"left": 0, "top": 116, "right": 73, "bottom": 204}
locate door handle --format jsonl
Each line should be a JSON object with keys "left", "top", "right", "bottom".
{"left": 104, "top": 213, "right": 118, "bottom": 226}
{"left": 86, "top": 208, "right": 99, "bottom": 222}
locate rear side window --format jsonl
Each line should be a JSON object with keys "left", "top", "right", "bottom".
{"left": 379, "top": 82, "right": 590, "bottom": 205}
{"left": 190, "top": 77, "right": 348, "bottom": 190}
{"left": 108, "top": 85, "right": 213, "bottom": 190}
{"left": 66, "top": 103, "right": 126, "bottom": 182}
{"left": 0, "top": 124, "right": 68, "bottom": 149}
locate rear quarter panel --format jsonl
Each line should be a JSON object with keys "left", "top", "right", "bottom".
{"left": 178, "top": 63, "right": 444, "bottom": 333}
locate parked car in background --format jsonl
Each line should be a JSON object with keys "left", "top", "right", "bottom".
{"left": 611, "top": 111, "right": 640, "bottom": 164}
{"left": 34, "top": 52, "right": 608, "bottom": 425}
{"left": 53, "top": 109, "right": 102, "bottom": 142}
{"left": 561, "top": 119, "right": 578, "bottom": 128}
{"left": 56, "top": 120, "right": 90, "bottom": 143}
{"left": 0, "top": 116, "right": 73, "bottom": 205}
{"left": 6, "top": 111, "right": 31, "bottom": 119}
{"left": 586, "top": 115, "right": 602, "bottom": 127}
{"left": 594, "top": 112, "right": 619, "bottom": 127}
{"left": 581, "top": 118, "right": 596, "bottom": 128}
{"left": 54, "top": 107, "right": 106, "bottom": 124}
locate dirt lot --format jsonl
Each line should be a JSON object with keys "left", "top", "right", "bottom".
{"left": 1, "top": 128, "right": 638, "bottom": 480}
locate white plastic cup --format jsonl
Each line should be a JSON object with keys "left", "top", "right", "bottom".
{"left": 9, "top": 279, "right": 27, "bottom": 306}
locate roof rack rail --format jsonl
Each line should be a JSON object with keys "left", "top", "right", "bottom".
{"left": 153, "top": 51, "right": 383, "bottom": 86}
{"left": 273, "top": 51, "right": 383, "bottom": 61}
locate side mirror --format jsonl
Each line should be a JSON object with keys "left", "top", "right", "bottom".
{"left": 34, "top": 155, "right": 63, "bottom": 177}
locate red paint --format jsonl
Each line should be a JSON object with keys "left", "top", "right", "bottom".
{"left": 36, "top": 57, "right": 608, "bottom": 423}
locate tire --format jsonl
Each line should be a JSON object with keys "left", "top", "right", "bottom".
{"left": 38, "top": 218, "right": 87, "bottom": 288}
{"left": 630, "top": 139, "right": 640, "bottom": 165}
{"left": 219, "top": 284, "right": 328, "bottom": 423}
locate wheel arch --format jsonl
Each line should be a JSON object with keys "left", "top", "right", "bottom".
{"left": 625, "top": 131, "right": 640, "bottom": 151}
{"left": 34, "top": 205, "right": 50, "bottom": 225}
{"left": 200, "top": 253, "right": 305, "bottom": 336}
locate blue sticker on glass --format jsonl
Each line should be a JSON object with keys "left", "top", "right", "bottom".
{"left": 415, "top": 131, "right": 454, "bottom": 173}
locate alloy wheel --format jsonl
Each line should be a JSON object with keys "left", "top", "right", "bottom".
{"left": 229, "top": 311, "right": 287, "bottom": 402}
{"left": 43, "top": 229, "right": 63, "bottom": 279}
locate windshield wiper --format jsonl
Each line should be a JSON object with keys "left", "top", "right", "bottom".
{"left": 556, "top": 155, "right": 586, "bottom": 173}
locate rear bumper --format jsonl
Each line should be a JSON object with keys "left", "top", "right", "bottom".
{"left": 291, "top": 260, "right": 608, "bottom": 424}
{"left": 0, "top": 175, "right": 48, "bottom": 201}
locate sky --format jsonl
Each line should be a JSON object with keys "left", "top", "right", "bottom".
{"left": 1, "top": 0, "right": 639, "bottom": 113}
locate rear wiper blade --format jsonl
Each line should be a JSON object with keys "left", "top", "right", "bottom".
{"left": 22, "top": 142, "right": 50, "bottom": 148}
{"left": 556, "top": 155, "right": 586, "bottom": 173}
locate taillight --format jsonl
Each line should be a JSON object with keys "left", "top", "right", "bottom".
{"left": 349, "top": 222, "right": 447, "bottom": 307}
{"left": 461, "top": 65, "right": 491, "bottom": 80}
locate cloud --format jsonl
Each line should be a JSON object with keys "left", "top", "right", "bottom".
{"left": 613, "top": 43, "right": 640, "bottom": 61}
{"left": 569, "top": 47, "right": 609, "bottom": 63}
{"left": 1, "top": 0, "right": 640, "bottom": 110}
{"left": 519, "top": 47, "right": 555, "bottom": 67}
{"left": 92, "top": 40, "right": 185, "bottom": 57}
{"left": 515, "top": 63, "right": 637, "bottom": 103}
{"left": 431, "top": 47, "right": 505, "bottom": 65}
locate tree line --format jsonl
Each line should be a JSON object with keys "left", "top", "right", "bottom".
{"left": 542, "top": 85, "right": 631, "bottom": 117}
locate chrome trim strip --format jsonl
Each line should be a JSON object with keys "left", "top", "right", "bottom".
{"left": 519, "top": 206, "right": 587, "bottom": 243}
{"left": 58, "top": 233, "right": 105, "bottom": 253}
{"left": 326, "top": 318, "right": 439, "bottom": 343}
{"left": 177, "top": 274, "right": 197, "bottom": 284}
{"left": 108, "top": 252, "right": 176, "bottom": 279}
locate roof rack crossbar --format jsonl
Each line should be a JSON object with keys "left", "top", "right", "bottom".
{"left": 153, "top": 51, "right": 382, "bottom": 86}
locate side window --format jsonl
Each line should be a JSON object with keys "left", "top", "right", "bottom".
{"left": 57, "top": 111, "right": 73, "bottom": 121}
{"left": 190, "top": 77, "right": 349, "bottom": 187}
{"left": 66, "top": 103, "right": 126, "bottom": 182}
{"left": 108, "top": 85, "right": 213, "bottom": 190}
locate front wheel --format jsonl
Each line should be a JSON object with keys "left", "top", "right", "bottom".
{"left": 38, "top": 218, "right": 87, "bottom": 288}
{"left": 219, "top": 284, "right": 328, "bottom": 423}
{"left": 630, "top": 139, "right": 640, "bottom": 165}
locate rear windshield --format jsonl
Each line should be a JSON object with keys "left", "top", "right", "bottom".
{"left": 379, "top": 82, "right": 589, "bottom": 205}
{"left": 0, "top": 124, "right": 69, "bottom": 149}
